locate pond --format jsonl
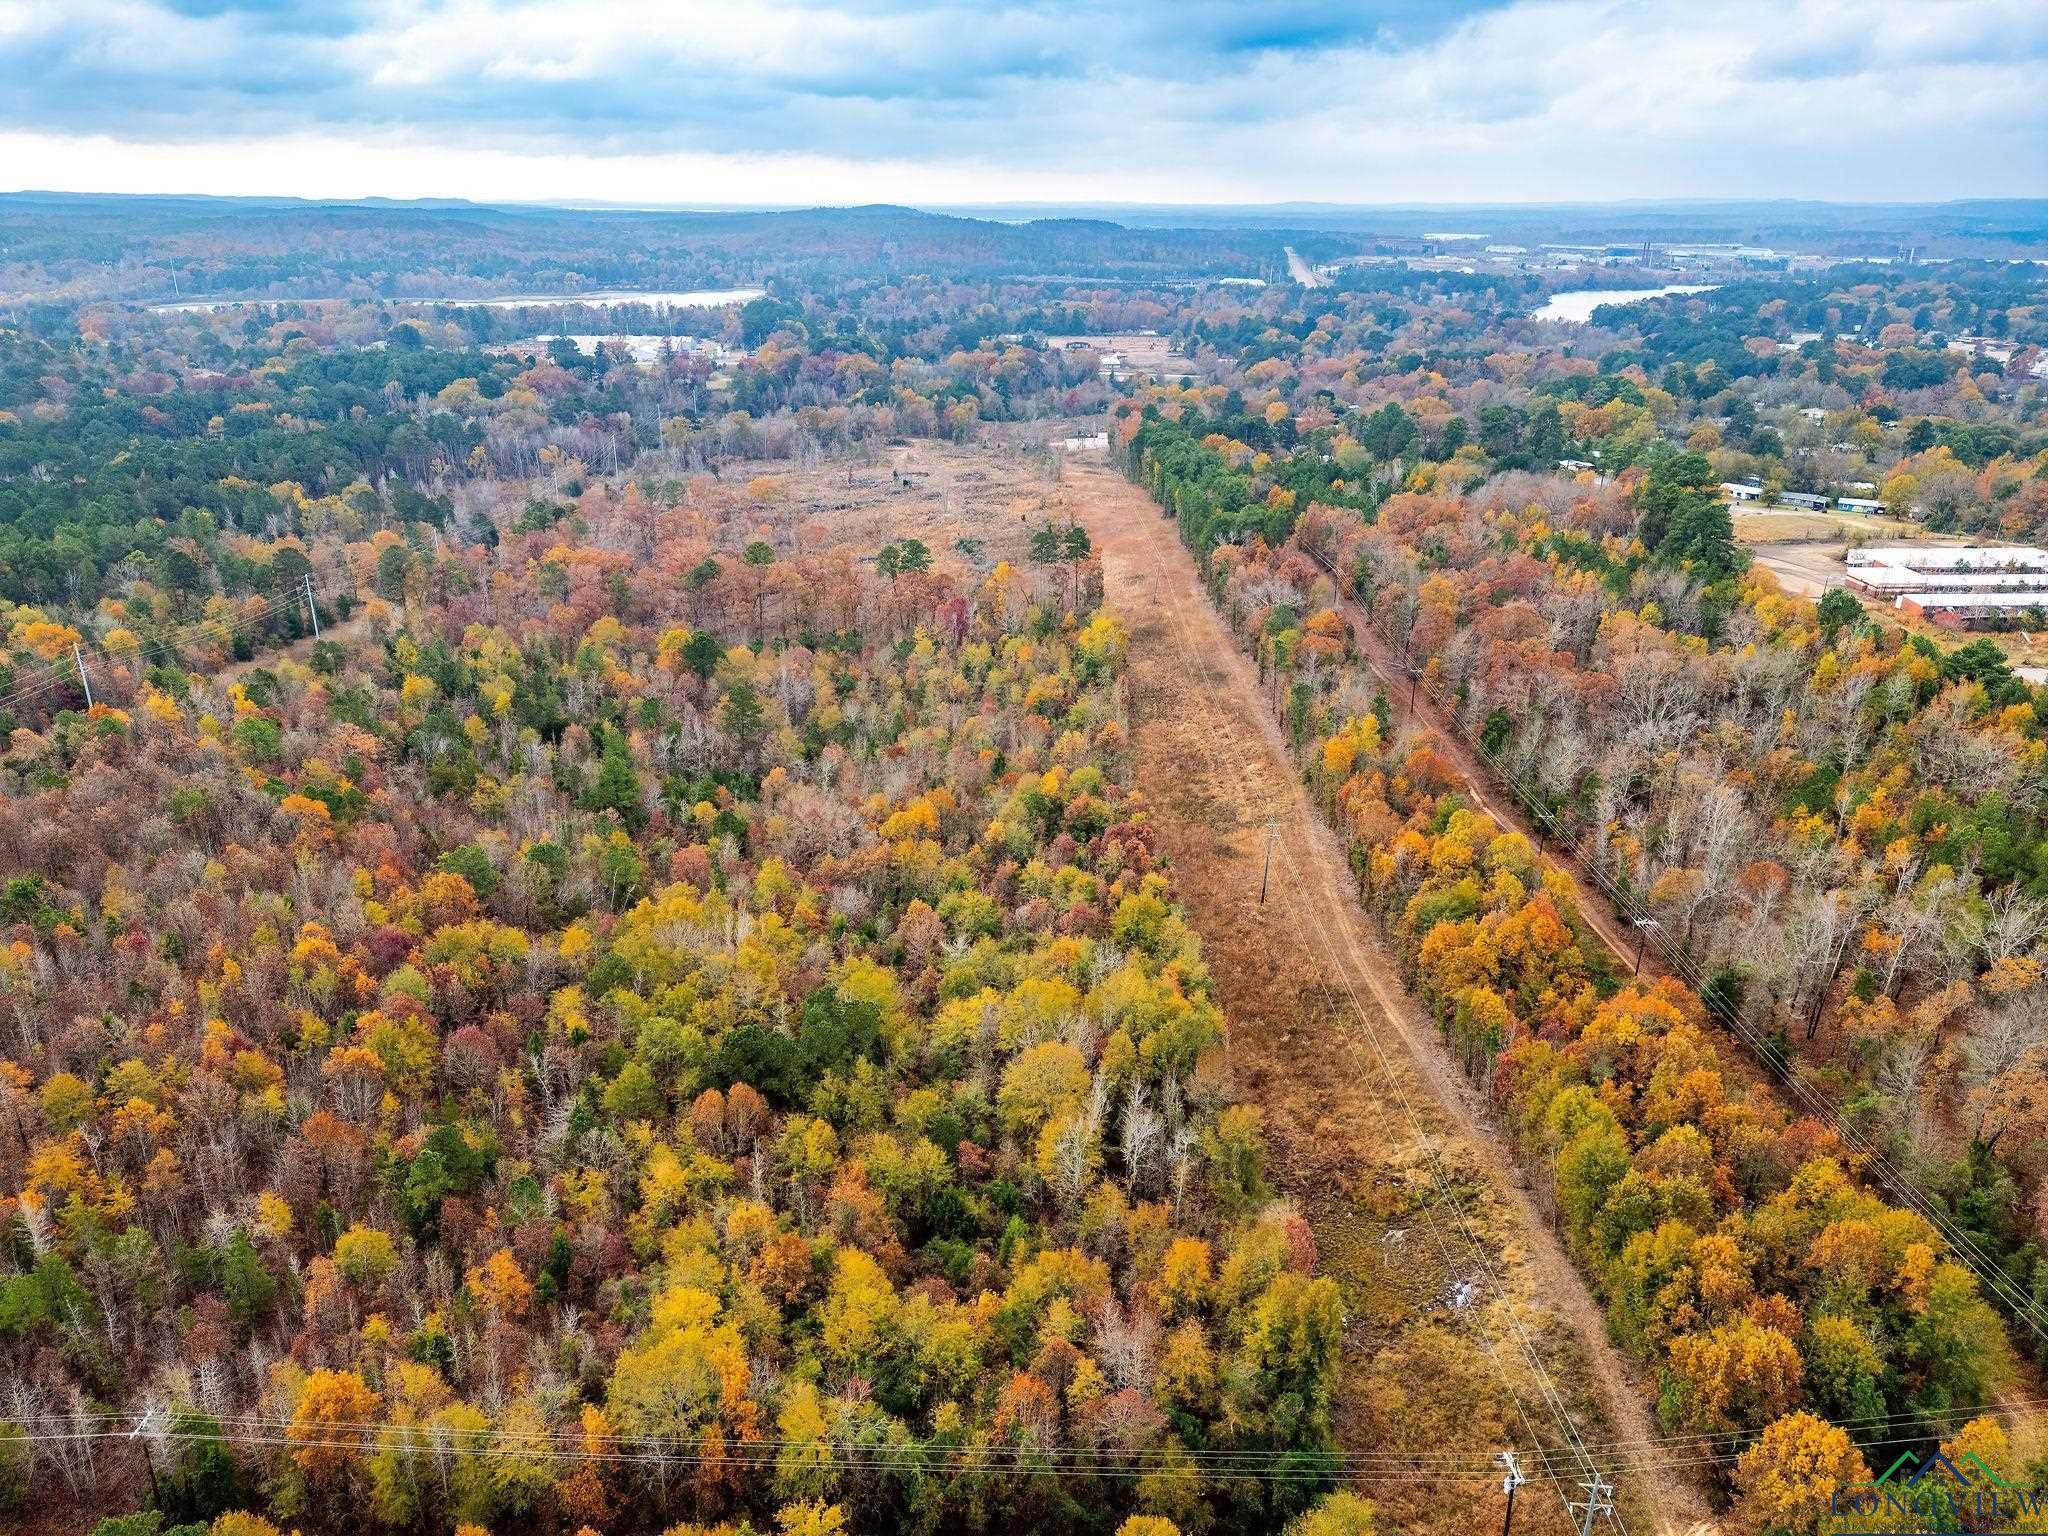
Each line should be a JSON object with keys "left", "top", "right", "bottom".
{"left": 1530, "top": 284, "right": 1717, "bottom": 323}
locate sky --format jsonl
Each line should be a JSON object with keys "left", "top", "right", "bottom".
{"left": 1, "top": 0, "right": 2044, "bottom": 207}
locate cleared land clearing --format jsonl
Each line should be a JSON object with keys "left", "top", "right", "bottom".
{"left": 1747, "top": 537, "right": 1850, "bottom": 597}
{"left": 704, "top": 441, "right": 1064, "bottom": 574}
{"left": 1041, "top": 332, "right": 1195, "bottom": 379}
{"left": 1734, "top": 507, "right": 1923, "bottom": 543}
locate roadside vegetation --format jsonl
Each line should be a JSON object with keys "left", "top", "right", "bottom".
{"left": 1126, "top": 401, "right": 2046, "bottom": 1531}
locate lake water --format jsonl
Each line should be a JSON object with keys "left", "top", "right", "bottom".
{"left": 150, "top": 287, "right": 765, "bottom": 314}
{"left": 1531, "top": 284, "right": 1717, "bottom": 323}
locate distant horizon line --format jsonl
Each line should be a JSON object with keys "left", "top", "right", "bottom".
{"left": 5, "top": 189, "right": 2045, "bottom": 217}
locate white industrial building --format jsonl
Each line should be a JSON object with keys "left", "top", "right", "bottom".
{"left": 1845, "top": 545, "right": 2048, "bottom": 626}
{"left": 1896, "top": 589, "right": 2048, "bottom": 626}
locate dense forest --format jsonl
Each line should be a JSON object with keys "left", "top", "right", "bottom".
{"left": 4, "top": 208, "right": 2048, "bottom": 1536}
{"left": 0, "top": 475, "right": 1385, "bottom": 1536}
{"left": 0, "top": 197, "right": 1353, "bottom": 306}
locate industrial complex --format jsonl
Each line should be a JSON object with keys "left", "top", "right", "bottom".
{"left": 1845, "top": 545, "right": 2048, "bottom": 627}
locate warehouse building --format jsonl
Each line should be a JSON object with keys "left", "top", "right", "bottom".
{"left": 1848, "top": 545, "right": 2048, "bottom": 626}
{"left": 1897, "top": 589, "right": 2048, "bottom": 627}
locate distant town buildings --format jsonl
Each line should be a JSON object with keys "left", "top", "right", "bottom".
{"left": 1720, "top": 485, "right": 1891, "bottom": 516}
{"left": 485, "top": 333, "right": 745, "bottom": 367}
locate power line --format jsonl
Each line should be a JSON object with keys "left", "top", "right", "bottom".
{"left": 1478, "top": 740, "right": 2048, "bottom": 1343}
{"left": 16, "top": 1396, "right": 2041, "bottom": 1457}
{"left": 1302, "top": 537, "right": 2048, "bottom": 1350}
{"left": 0, "top": 552, "right": 362, "bottom": 720}
{"left": 1569, "top": 1471, "right": 1617, "bottom": 1536}
{"left": 9, "top": 1403, "right": 2024, "bottom": 1487}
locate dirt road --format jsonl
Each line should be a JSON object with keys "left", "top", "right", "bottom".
{"left": 1060, "top": 465, "right": 1717, "bottom": 1534}
{"left": 1747, "top": 539, "right": 1843, "bottom": 599}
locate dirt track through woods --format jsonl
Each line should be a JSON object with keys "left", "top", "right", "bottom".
{"left": 1060, "top": 464, "right": 1717, "bottom": 1535}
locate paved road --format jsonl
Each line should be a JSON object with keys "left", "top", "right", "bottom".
{"left": 1286, "top": 246, "right": 1326, "bottom": 288}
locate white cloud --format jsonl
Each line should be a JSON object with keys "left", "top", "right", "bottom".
{"left": 2, "top": 0, "right": 2042, "bottom": 202}
{"left": 0, "top": 128, "right": 1165, "bottom": 205}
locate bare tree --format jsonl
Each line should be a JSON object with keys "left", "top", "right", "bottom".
{"left": 1611, "top": 645, "right": 1706, "bottom": 753}
{"left": 1979, "top": 887, "right": 2048, "bottom": 966}
{"left": 1874, "top": 862, "right": 1968, "bottom": 1000}
{"left": 1786, "top": 886, "right": 1867, "bottom": 1038}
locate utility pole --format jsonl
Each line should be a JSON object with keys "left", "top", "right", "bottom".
{"left": 73, "top": 643, "right": 94, "bottom": 709}
{"left": 1495, "top": 1451, "right": 1526, "bottom": 1536}
{"left": 1632, "top": 917, "right": 1659, "bottom": 977}
{"left": 131, "top": 1401, "right": 165, "bottom": 1509}
{"left": 301, "top": 572, "right": 322, "bottom": 639}
{"left": 1570, "top": 1471, "right": 1616, "bottom": 1536}
{"left": 1258, "top": 819, "right": 1276, "bottom": 905}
